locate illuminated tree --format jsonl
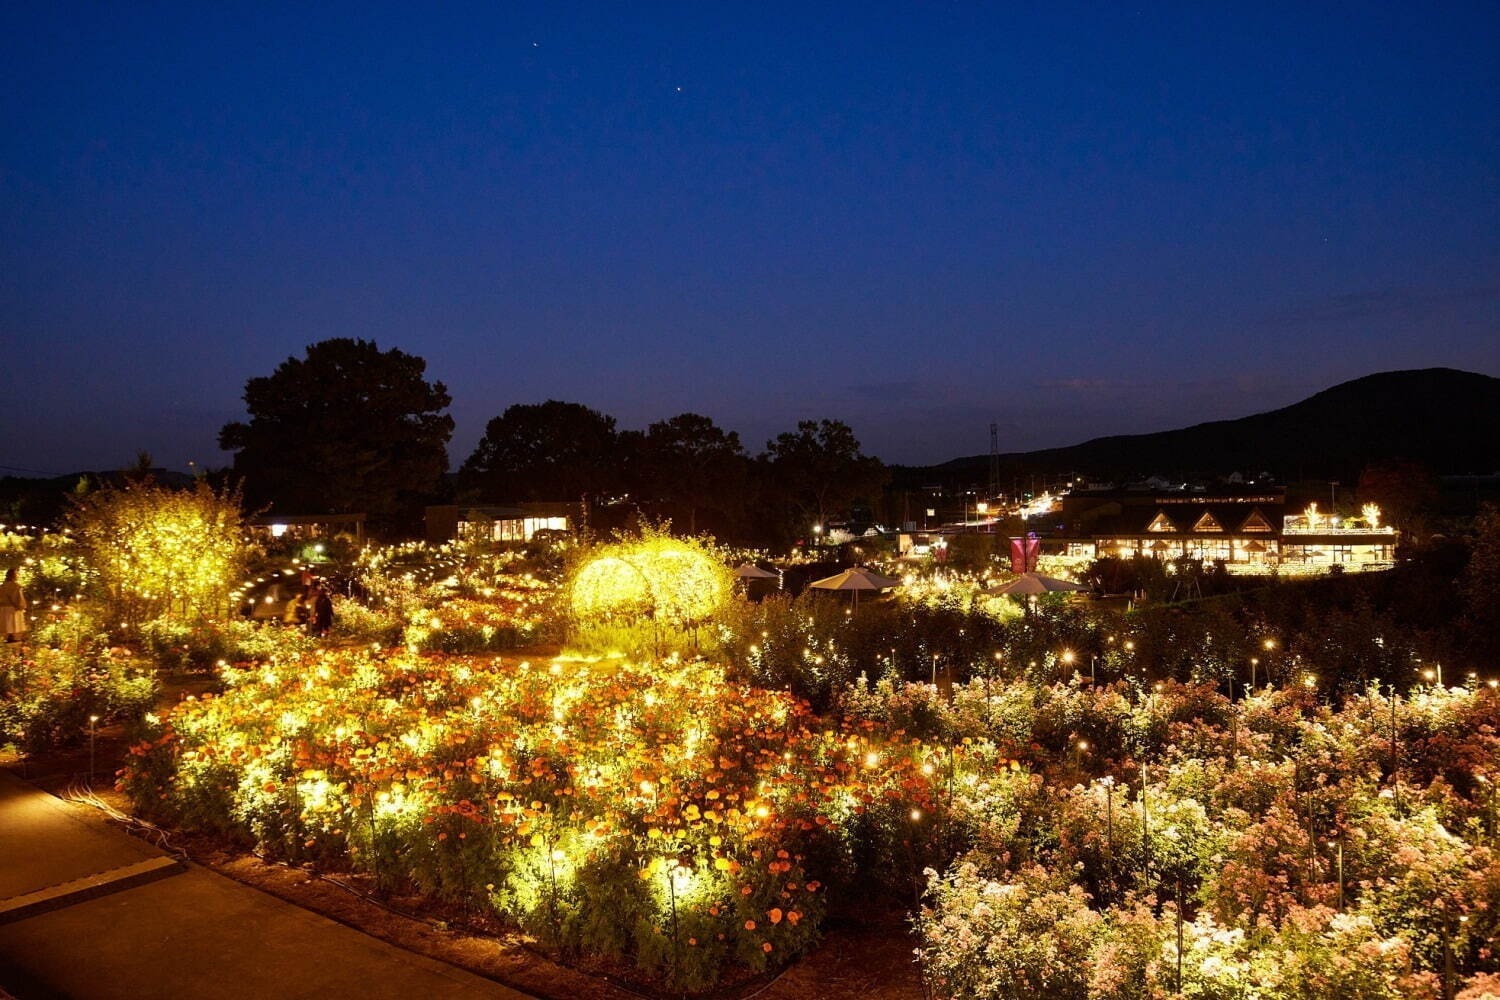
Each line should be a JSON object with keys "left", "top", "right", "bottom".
{"left": 569, "top": 530, "right": 732, "bottom": 630}
{"left": 65, "top": 476, "right": 250, "bottom": 624}
{"left": 219, "top": 338, "right": 454, "bottom": 529}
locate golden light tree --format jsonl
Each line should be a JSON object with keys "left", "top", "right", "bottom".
{"left": 569, "top": 529, "right": 733, "bottom": 631}
{"left": 66, "top": 476, "right": 250, "bottom": 624}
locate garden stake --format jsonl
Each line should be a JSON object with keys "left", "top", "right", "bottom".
{"left": 1175, "top": 876, "right": 1184, "bottom": 996}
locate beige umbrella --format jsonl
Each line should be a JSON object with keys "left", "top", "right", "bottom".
{"left": 986, "top": 572, "right": 1087, "bottom": 596}
{"left": 808, "top": 567, "right": 901, "bottom": 607}
{"left": 733, "top": 562, "right": 781, "bottom": 580}
{"left": 985, "top": 572, "right": 1086, "bottom": 617}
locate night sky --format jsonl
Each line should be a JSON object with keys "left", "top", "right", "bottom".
{"left": 2, "top": 3, "right": 1497, "bottom": 475}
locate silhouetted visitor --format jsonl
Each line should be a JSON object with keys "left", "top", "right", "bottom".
{"left": 307, "top": 585, "right": 334, "bottom": 637}
{"left": 0, "top": 568, "right": 27, "bottom": 642}
{"left": 282, "top": 591, "right": 307, "bottom": 627}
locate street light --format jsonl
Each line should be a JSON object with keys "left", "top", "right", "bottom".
{"left": 88, "top": 713, "right": 100, "bottom": 783}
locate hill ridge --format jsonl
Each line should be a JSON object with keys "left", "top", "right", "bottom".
{"left": 915, "top": 367, "right": 1500, "bottom": 484}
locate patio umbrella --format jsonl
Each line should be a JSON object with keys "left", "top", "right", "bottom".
{"left": 985, "top": 572, "right": 1086, "bottom": 617}
{"left": 985, "top": 572, "right": 1087, "bottom": 596}
{"left": 732, "top": 562, "right": 780, "bottom": 580}
{"left": 808, "top": 567, "right": 901, "bottom": 607}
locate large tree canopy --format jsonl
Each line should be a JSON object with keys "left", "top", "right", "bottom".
{"left": 219, "top": 339, "right": 453, "bottom": 524}
{"left": 459, "top": 400, "right": 619, "bottom": 502}
{"left": 761, "top": 419, "right": 887, "bottom": 534}
{"left": 633, "top": 413, "right": 747, "bottom": 535}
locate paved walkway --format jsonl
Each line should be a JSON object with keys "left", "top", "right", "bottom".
{"left": 0, "top": 773, "right": 533, "bottom": 1000}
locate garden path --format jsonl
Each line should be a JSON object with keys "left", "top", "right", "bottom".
{"left": 0, "top": 773, "right": 535, "bottom": 1000}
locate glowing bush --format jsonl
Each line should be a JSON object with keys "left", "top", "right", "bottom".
{"left": 569, "top": 532, "right": 732, "bottom": 629}
{"left": 66, "top": 477, "right": 250, "bottom": 625}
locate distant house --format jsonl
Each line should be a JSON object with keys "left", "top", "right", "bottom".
{"left": 246, "top": 512, "right": 367, "bottom": 546}
{"left": 424, "top": 502, "right": 581, "bottom": 545}
{"left": 1035, "top": 488, "right": 1395, "bottom": 570}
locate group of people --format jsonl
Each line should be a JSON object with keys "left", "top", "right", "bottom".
{"left": 281, "top": 568, "right": 335, "bottom": 637}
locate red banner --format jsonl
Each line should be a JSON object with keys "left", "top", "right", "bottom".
{"left": 1010, "top": 534, "right": 1040, "bottom": 573}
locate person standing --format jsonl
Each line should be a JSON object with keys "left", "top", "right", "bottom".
{"left": 0, "top": 568, "right": 27, "bottom": 642}
{"left": 307, "top": 584, "right": 334, "bottom": 638}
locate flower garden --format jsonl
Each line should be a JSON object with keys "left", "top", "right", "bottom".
{"left": 4, "top": 489, "right": 1500, "bottom": 998}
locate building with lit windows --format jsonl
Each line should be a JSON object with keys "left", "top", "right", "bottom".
{"left": 424, "top": 502, "right": 579, "bottom": 544}
{"left": 1036, "top": 489, "right": 1395, "bottom": 571}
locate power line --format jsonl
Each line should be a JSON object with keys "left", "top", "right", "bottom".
{"left": 0, "top": 463, "right": 66, "bottom": 477}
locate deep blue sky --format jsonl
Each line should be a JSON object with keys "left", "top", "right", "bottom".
{"left": 2, "top": 3, "right": 1496, "bottom": 474}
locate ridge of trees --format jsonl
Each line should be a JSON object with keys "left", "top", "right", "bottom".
{"left": 214, "top": 340, "right": 886, "bottom": 543}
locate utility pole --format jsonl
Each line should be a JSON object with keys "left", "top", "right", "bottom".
{"left": 989, "top": 423, "right": 1000, "bottom": 502}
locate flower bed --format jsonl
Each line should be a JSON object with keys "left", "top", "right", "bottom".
{"left": 910, "top": 678, "right": 1500, "bottom": 1000}
{"left": 122, "top": 648, "right": 949, "bottom": 990}
{"left": 403, "top": 576, "right": 555, "bottom": 653}
{"left": 1, "top": 644, "right": 157, "bottom": 753}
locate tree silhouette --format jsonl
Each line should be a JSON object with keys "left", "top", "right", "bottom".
{"left": 634, "top": 413, "right": 747, "bottom": 535}
{"left": 219, "top": 339, "right": 453, "bottom": 529}
{"left": 459, "top": 400, "right": 619, "bottom": 502}
{"left": 761, "top": 419, "right": 887, "bottom": 539}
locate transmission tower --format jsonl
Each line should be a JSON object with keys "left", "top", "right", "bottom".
{"left": 988, "top": 422, "right": 1000, "bottom": 500}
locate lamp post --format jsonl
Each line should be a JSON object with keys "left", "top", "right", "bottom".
{"left": 1228, "top": 700, "right": 1238, "bottom": 765}
{"left": 1329, "top": 836, "right": 1345, "bottom": 910}
{"left": 1103, "top": 776, "right": 1115, "bottom": 857}
{"left": 1141, "top": 759, "right": 1151, "bottom": 881}
{"left": 87, "top": 713, "right": 99, "bottom": 784}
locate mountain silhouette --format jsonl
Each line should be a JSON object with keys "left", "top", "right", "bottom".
{"left": 915, "top": 368, "right": 1500, "bottom": 485}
